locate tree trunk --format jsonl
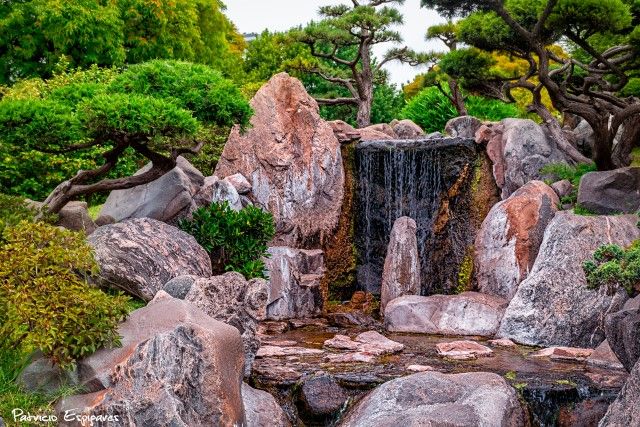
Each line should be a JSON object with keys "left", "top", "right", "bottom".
{"left": 448, "top": 79, "right": 468, "bottom": 116}
{"left": 356, "top": 44, "right": 374, "bottom": 128}
{"left": 612, "top": 119, "right": 640, "bottom": 168}
{"left": 592, "top": 122, "right": 616, "bottom": 171}
{"left": 356, "top": 98, "right": 372, "bottom": 128}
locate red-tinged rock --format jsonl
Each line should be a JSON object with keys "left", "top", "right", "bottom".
{"left": 436, "top": 341, "right": 493, "bottom": 360}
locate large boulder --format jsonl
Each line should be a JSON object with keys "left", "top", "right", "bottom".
{"left": 599, "top": 358, "right": 640, "bottom": 426}
{"left": 337, "top": 371, "right": 524, "bottom": 426}
{"left": 497, "top": 212, "right": 640, "bottom": 347}
{"left": 577, "top": 167, "right": 640, "bottom": 214}
{"left": 100, "top": 156, "right": 204, "bottom": 224}
{"left": 477, "top": 119, "right": 569, "bottom": 199}
{"left": 384, "top": 292, "right": 508, "bottom": 336}
{"left": 242, "top": 383, "right": 290, "bottom": 427}
{"left": 605, "top": 307, "right": 640, "bottom": 372}
{"left": 183, "top": 273, "right": 269, "bottom": 376}
{"left": 299, "top": 374, "right": 348, "bottom": 419}
{"left": 214, "top": 73, "right": 344, "bottom": 247}
{"left": 391, "top": 119, "right": 425, "bottom": 139}
{"left": 264, "top": 247, "right": 324, "bottom": 320}
{"left": 88, "top": 218, "right": 212, "bottom": 301}
{"left": 380, "top": 216, "right": 420, "bottom": 313}
{"left": 56, "top": 201, "right": 96, "bottom": 234}
{"left": 475, "top": 181, "right": 559, "bottom": 300}
{"left": 57, "top": 292, "right": 245, "bottom": 426}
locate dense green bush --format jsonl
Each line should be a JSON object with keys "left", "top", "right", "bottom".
{"left": 0, "top": 222, "right": 130, "bottom": 370}
{"left": 583, "top": 241, "right": 640, "bottom": 295}
{"left": 179, "top": 202, "right": 276, "bottom": 279}
{"left": 400, "top": 86, "right": 522, "bottom": 132}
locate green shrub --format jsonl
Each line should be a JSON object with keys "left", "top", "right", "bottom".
{"left": 0, "top": 222, "right": 130, "bottom": 370}
{"left": 400, "top": 86, "right": 522, "bottom": 133}
{"left": 179, "top": 202, "right": 276, "bottom": 279}
{"left": 583, "top": 241, "right": 640, "bottom": 295}
{"left": 540, "top": 162, "right": 597, "bottom": 207}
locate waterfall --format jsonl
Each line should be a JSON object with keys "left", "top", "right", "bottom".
{"left": 354, "top": 138, "right": 477, "bottom": 295}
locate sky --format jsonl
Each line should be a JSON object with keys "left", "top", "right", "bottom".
{"left": 225, "top": 0, "right": 447, "bottom": 87}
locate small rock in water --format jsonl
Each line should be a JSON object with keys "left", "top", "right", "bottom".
{"left": 325, "top": 311, "right": 376, "bottom": 327}
{"left": 324, "top": 352, "right": 376, "bottom": 364}
{"left": 258, "top": 321, "right": 290, "bottom": 335}
{"left": 488, "top": 338, "right": 517, "bottom": 347}
{"left": 530, "top": 346, "right": 593, "bottom": 362}
{"left": 256, "top": 345, "right": 324, "bottom": 358}
{"left": 324, "top": 335, "right": 360, "bottom": 351}
{"left": 587, "top": 340, "right": 625, "bottom": 370}
{"left": 262, "top": 339, "right": 298, "bottom": 347}
{"left": 354, "top": 331, "right": 404, "bottom": 355}
{"left": 436, "top": 341, "right": 493, "bottom": 360}
{"left": 288, "top": 318, "right": 328, "bottom": 329}
{"left": 299, "top": 374, "right": 348, "bottom": 417}
{"left": 406, "top": 364, "right": 435, "bottom": 372}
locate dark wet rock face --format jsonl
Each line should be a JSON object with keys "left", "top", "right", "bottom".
{"left": 600, "top": 358, "right": 640, "bottom": 426}
{"left": 355, "top": 138, "right": 477, "bottom": 294}
{"left": 298, "top": 375, "right": 348, "bottom": 420}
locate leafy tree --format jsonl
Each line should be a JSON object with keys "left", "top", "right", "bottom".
{"left": 0, "top": 60, "right": 251, "bottom": 213}
{"left": 293, "top": 0, "right": 432, "bottom": 127}
{"left": 0, "top": 0, "right": 244, "bottom": 84}
{"left": 421, "top": 0, "right": 640, "bottom": 170}
{"left": 179, "top": 202, "right": 276, "bottom": 280}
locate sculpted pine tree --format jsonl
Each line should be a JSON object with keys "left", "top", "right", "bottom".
{"left": 0, "top": 60, "right": 251, "bottom": 214}
{"left": 422, "top": 0, "right": 640, "bottom": 170}
{"left": 294, "top": 0, "right": 432, "bottom": 128}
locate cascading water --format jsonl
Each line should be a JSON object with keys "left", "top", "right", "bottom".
{"left": 354, "top": 138, "right": 477, "bottom": 295}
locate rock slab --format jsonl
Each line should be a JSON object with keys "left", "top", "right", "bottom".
{"left": 380, "top": 216, "right": 420, "bottom": 313}
{"left": 264, "top": 247, "right": 324, "bottom": 320}
{"left": 88, "top": 218, "right": 212, "bottom": 301}
{"left": 338, "top": 371, "right": 524, "bottom": 426}
{"left": 497, "top": 212, "right": 640, "bottom": 347}
{"left": 384, "top": 292, "right": 508, "bottom": 337}
{"left": 599, "top": 358, "right": 640, "bottom": 426}
{"left": 242, "top": 383, "right": 290, "bottom": 427}
{"left": 605, "top": 307, "right": 640, "bottom": 372}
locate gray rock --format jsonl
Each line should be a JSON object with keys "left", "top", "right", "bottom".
{"left": 364, "top": 123, "right": 397, "bottom": 138}
{"left": 194, "top": 175, "right": 243, "bottom": 211}
{"left": 599, "top": 358, "right": 640, "bottom": 426}
{"left": 380, "top": 216, "right": 420, "bottom": 313}
{"left": 264, "top": 247, "right": 324, "bottom": 320}
{"left": 57, "top": 292, "right": 245, "bottom": 426}
{"left": 215, "top": 73, "right": 344, "bottom": 247}
{"left": 225, "top": 173, "right": 252, "bottom": 195}
{"left": 384, "top": 292, "right": 508, "bottom": 337}
{"left": 338, "top": 371, "right": 524, "bottom": 427}
{"left": 551, "top": 179, "right": 574, "bottom": 199}
{"left": 300, "top": 374, "right": 348, "bottom": 418}
{"left": 475, "top": 181, "right": 559, "bottom": 301}
{"left": 88, "top": 218, "right": 212, "bottom": 301}
{"left": 94, "top": 214, "right": 115, "bottom": 227}
{"left": 587, "top": 340, "right": 625, "bottom": 370}
{"left": 605, "top": 307, "right": 640, "bottom": 372}
{"left": 577, "top": 167, "right": 640, "bottom": 214}
{"left": 100, "top": 156, "right": 203, "bottom": 224}
{"left": 497, "top": 212, "right": 640, "bottom": 347}
{"left": 184, "top": 273, "right": 269, "bottom": 376}
{"left": 573, "top": 119, "right": 595, "bottom": 158}
{"left": 391, "top": 119, "right": 425, "bottom": 139}
{"left": 445, "top": 115, "right": 483, "bottom": 138}
{"left": 242, "top": 383, "right": 290, "bottom": 427}
{"left": 162, "top": 275, "right": 199, "bottom": 299}
{"left": 17, "top": 353, "right": 78, "bottom": 395}
{"left": 56, "top": 201, "right": 96, "bottom": 234}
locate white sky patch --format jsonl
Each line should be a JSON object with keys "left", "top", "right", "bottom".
{"left": 225, "top": 0, "right": 447, "bottom": 87}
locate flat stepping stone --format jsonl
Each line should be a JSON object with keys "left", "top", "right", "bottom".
{"left": 436, "top": 340, "right": 493, "bottom": 360}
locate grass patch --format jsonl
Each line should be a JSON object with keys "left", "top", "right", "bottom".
{"left": 540, "top": 162, "right": 597, "bottom": 207}
{"left": 573, "top": 204, "right": 597, "bottom": 216}
{"left": 87, "top": 204, "right": 102, "bottom": 220}
{"left": 631, "top": 147, "right": 640, "bottom": 167}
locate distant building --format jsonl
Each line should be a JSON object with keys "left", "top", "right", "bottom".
{"left": 243, "top": 33, "right": 258, "bottom": 43}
